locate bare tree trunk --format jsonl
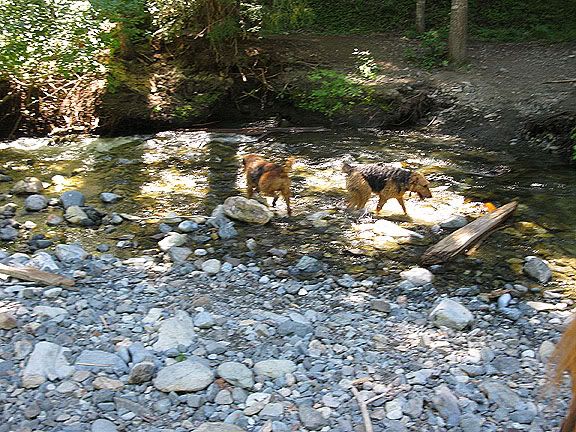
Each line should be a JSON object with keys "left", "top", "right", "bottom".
{"left": 448, "top": 0, "right": 468, "bottom": 64}
{"left": 416, "top": 0, "right": 426, "bottom": 33}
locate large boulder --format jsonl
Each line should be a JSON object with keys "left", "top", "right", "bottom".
{"left": 222, "top": 196, "right": 273, "bottom": 224}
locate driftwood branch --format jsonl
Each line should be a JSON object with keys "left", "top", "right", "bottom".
{"left": 351, "top": 386, "right": 374, "bottom": 432}
{"left": 0, "top": 263, "right": 76, "bottom": 288}
{"left": 186, "top": 126, "right": 329, "bottom": 136}
{"left": 420, "top": 201, "right": 518, "bottom": 265}
{"left": 543, "top": 79, "right": 576, "bottom": 84}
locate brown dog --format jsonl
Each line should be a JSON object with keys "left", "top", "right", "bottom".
{"left": 342, "top": 162, "right": 432, "bottom": 214}
{"left": 242, "top": 154, "right": 294, "bottom": 216}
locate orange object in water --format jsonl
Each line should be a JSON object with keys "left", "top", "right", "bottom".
{"left": 485, "top": 202, "right": 497, "bottom": 212}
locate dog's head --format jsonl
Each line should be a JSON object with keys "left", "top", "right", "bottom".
{"left": 243, "top": 154, "right": 264, "bottom": 169}
{"left": 408, "top": 172, "right": 432, "bottom": 200}
{"left": 342, "top": 162, "right": 355, "bottom": 175}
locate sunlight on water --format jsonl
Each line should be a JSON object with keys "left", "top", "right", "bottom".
{"left": 1, "top": 128, "right": 576, "bottom": 289}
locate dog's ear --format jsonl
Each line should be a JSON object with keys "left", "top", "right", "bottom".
{"left": 342, "top": 162, "right": 354, "bottom": 174}
{"left": 414, "top": 173, "right": 429, "bottom": 186}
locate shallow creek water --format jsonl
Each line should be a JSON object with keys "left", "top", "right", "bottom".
{"left": 1, "top": 129, "right": 575, "bottom": 292}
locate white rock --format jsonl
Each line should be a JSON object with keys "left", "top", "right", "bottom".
{"left": 253, "top": 359, "right": 296, "bottom": 379}
{"left": 222, "top": 196, "right": 273, "bottom": 224}
{"left": 158, "top": 233, "right": 188, "bottom": 251}
{"left": 153, "top": 310, "right": 196, "bottom": 351}
{"left": 400, "top": 267, "right": 434, "bottom": 286}
{"left": 202, "top": 259, "right": 221, "bottom": 275}
{"left": 429, "top": 298, "right": 474, "bottom": 330}
{"left": 372, "top": 220, "right": 424, "bottom": 238}
{"left": 217, "top": 362, "right": 254, "bottom": 389}
{"left": 55, "top": 243, "right": 88, "bottom": 263}
{"left": 154, "top": 361, "right": 214, "bottom": 392}
{"left": 33, "top": 305, "right": 68, "bottom": 319}
{"left": 22, "top": 342, "right": 74, "bottom": 388}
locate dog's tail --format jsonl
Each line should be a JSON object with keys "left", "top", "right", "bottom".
{"left": 342, "top": 161, "right": 355, "bottom": 174}
{"left": 283, "top": 156, "right": 295, "bottom": 173}
{"left": 550, "top": 316, "right": 576, "bottom": 431}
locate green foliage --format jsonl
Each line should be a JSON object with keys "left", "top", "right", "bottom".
{"left": 261, "top": 0, "right": 314, "bottom": 34}
{"left": 352, "top": 49, "right": 379, "bottom": 79}
{"left": 294, "top": 69, "right": 373, "bottom": 117}
{"left": 0, "top": 0, "right": 107, "bottom": 83}
{"left": 404, "top": 29, "right": 449, "bottom": 69}
{"left": 175, "top": 353, "right": 187, "bottom": 362}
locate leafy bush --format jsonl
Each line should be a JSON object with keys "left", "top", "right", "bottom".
{"left": 404, "top": 29, "right": 449, "bottom": 69}
{"left": 294, "top": 69, "right": 372, "bottom": 116}
{"left": 0, "top": 0, "right": 107, "bottom": 83}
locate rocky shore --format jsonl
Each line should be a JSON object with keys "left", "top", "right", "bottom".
{"left": 0, "top": 179, "right": 573, "bottom": 432}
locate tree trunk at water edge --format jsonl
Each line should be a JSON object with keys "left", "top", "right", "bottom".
{"left": 448, "top": 0, "right": 468, "bottom": 64}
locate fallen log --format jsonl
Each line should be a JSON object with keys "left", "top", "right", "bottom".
{"left": 420, "top": 201, "right": 518, "bottom": 265}
{"left": 0, "top": 263, "right": 76, "bottom": 288}
{"left": 186, "top": 126, "right": 329, "bottom": 135}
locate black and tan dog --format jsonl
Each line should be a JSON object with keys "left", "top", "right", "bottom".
{"left": 342, "top": 162, "right": 432, "bottom": 215}
{"left": 242, "top": 154, "right": 295, "bottom": 216}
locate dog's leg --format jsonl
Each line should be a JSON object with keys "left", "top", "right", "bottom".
{"left": 282, "top": 187, "right": 292, "bottom": 216}
{"left": 376, "top": 194, "right": 389, "bottom": 213}
{"left": 396, "top": 197, "right": 408, "bottom": 215}
{"left": 272, "top": 193, "right": 279, "bottom": 207}
{"left": 246, "top": 181, "right": 255, "bottom": 198}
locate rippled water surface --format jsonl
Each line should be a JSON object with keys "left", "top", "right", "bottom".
{"left": 1, "top": 129, "right": 575, "bottom": 289}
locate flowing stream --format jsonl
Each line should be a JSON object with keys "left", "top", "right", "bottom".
{"left": 1, "top": 129, "right": 575, "bottom": 291}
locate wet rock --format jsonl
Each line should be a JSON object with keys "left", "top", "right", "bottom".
{"left": 0, "top": 173, "right": 12, "bottom": 182}
{"left": 158, "top": 232, "right": 188, "bottom": 251}
{"left": 218, "top": 221, "right": 238, "bottom": 240}
{"left": 0, "top": 312, "right": 17, "bottom": 329}
{"left": 46, "top": 214, "right": 64, "bottom": 226}
{"left": 400, "top": 267, "right": 434, "bottom": 286}
{"left": 55, "top": 243, "right": 88, "bottom": 262}
{"left": 64, "top": 205, "right": 92, "bottom": 225}
{"left": 60, "top": 190, "right": 85, "bottom": 209}
{"left": 497, "top": 293, "right": 512, "bottom": 308}
{"left": 523, "top": 256, "right": 552, "bottom": 283}
{"left": 429, "top": 298, "right": 474, "bottom": 330}
{"left": 0, "top": 226, "right": 18, "bottom": 241}
{"left": 24, "top": 194, "right": 48, "bottom": 211}
{"left": 153, "top": 310, "right": 196, "bottom": 351}
{"left": 0, "top": 203, "right": 17, "bottom": 217}
{"left": 217, "top": 362, "right": 254, "bottom": 389}
{"left": 295, "top": 255, "right": 322, "bottom": 273}
{"left": 440, "top": 214, "right": 468, "bottom": 229}
{"left": 372, "top": 219, "right": 424, "bottom": 238}
{"left": 178, "top": 220, "right": 199, "bottom": 232}
{"left": 193, "top": 423, "right": 245, "bottom": 432}
{"left": 100, "top": 192, "right": 122, "bottom": 203}
{"left": 22, "top": 341, "right": 74, "bottom": 388}
{"left": 222, "top": 196, "right": 273, "bottom": 224}
{"left": 154, "top": 360, "right": 213, "bottom": 392}
{"left": 253, "top": 359, "right": 296, "bottom": 379}
{"left": 12, "top": 177, "right": 44, "bottom": 195}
